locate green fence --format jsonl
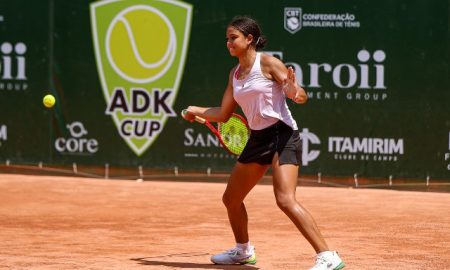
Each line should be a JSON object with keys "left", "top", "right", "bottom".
{"left": 0, "top": 0, "right": 449, "bottom": 180}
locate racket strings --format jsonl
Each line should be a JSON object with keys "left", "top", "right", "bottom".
{"left": 218, "top": 116, "right": 250, "bottom": 155}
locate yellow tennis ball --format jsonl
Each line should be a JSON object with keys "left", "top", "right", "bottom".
{"left": 43, "top": 94, "right": 55, "bottom": 108}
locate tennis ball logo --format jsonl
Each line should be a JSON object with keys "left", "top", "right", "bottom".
{"left": 287, "top": 17, "right": 299, "bottom": 30}
{"left": 106, "top": 6, "right": 176, "bottom": 83}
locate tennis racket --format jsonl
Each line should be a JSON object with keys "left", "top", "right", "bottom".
{"left": 181, "top": 109, "right": 250, "bottom": 156}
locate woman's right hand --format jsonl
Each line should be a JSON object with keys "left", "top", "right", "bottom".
{"left": 181, "top": 107, "right": 196, "bottom": 122}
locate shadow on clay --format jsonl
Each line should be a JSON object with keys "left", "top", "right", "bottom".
{"left": 131, "top": 252, "right": 260, "bottom": 269}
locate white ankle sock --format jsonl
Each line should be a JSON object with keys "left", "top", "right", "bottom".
{"left": 236, "top": 242, "right": 251, "bottom": 252}
{"left": 317, "top": 251, "right": 333, "bottom": 257}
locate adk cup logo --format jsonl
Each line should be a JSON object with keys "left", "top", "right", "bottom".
{"left": 90, "top": 0, "right": 192, "bottom": 156}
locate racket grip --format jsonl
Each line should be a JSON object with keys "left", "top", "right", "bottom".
{"left": 194, "top": 116, "right": 206, "bottom": 124}
{"left": 181, "top": 109, "right": 206, "bottom": 124}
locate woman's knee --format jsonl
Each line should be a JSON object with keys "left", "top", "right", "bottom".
{"left": 222, "top": 192, "right": 242, "bottom": 209}
{"left": 275, "top": 193, "right": 296, "bottom": 211}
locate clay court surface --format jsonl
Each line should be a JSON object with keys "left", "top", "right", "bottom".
{"left": 1, "top": 174, "right": 449, "bottom": 269}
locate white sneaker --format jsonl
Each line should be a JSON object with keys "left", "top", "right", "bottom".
{"left": 210, "top": 246, "right": 257, "bottom": 265}
{"left": 309, "top": 251, "right": 345, "bottom": 270}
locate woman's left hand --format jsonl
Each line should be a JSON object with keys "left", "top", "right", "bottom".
{"left": 283, "top": 67, "right": 307, "bottom": 104}
{"left": 283, "top": 67, "right": 299, "bottom": 101}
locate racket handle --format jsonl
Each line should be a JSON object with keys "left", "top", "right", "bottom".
{"left": 181, "top": 109, "right": 206, "bottom": 124}
{"left": 194, "top": 116, "right": 207, "bottom": 124}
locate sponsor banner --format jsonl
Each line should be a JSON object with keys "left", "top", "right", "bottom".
{"left": 0, "top": 0, "right": 50, "bottom": 163}
{"left": 284, "top": 7, "right": 361, "bottom": 34}
{"left": 267, "top": 49, "right": 388, "bottom": 102}
{"left": 300, "top": 128, "right": 321, "bottom": 166}
{"left": 0, "top": 10, "right": 29, "bottom": 94}
{"left": 55, "top": 122, "right": 99, "bottom": 155}
{"left": 328, "top": 136, "right": 403, "bottom": 162}
{"left": 183, "top": 127, "right": 238, "bottom": 160}
{"left": 300, "top": 128, "right": 404, "bottom": 166}
{"left": 181, "top": 126, "right": 406, "bottom": 170}
{"left": 0, "top": 41, "right": 28, "bottom": 92}
{"left": 0, "top": 6, "right": 47, "bottom": 100}
{"left": 0, "top": 0, "right": 448, "bottom": 179}
{"left": 90, "top": 0, "right": 192, "bottom": 156}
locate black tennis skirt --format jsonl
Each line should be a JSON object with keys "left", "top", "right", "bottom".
{"left": 238, "top": 120, "right": 302, "bottom": 165}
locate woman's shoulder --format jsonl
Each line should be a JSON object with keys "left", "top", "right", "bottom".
{"left": 260, "top": 53, "right": 284, "bottom": 68}
{"left": 259, "top": 53, "right": 286, "bottom": 77}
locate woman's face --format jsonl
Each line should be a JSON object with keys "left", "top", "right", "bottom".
{"left": 226, "top": 26, "right": 252, "bottom": 57}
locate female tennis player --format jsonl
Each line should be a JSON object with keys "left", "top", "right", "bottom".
{"left": 182, "top": 16, "right": 345, "bottom": 270}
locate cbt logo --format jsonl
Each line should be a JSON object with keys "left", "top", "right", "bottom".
{"left": 300, "top": 128, "right": 321, "bottom": 166}
{"left": 284, "top": 7, "right": 302, "bottom": 34}
{"left": 90, "top": 0, "right": 192, "bottom": 156}
{"left": 283, "top": 7, "right": 361, "bottom": 33}
{"left": 55, "top": 122, "right": 99, "bottom": 154}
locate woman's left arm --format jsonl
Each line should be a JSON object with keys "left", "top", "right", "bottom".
{"left": 261, "top": 54, "right": 307, "bottom": 104}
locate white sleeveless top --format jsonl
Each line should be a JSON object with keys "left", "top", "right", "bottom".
{"left": 233, "top": 53, "right": 298, "bottom": 131}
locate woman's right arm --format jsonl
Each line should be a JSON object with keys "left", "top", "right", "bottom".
{"left": 183, "top": 67, "right": 238, "bottom": 123}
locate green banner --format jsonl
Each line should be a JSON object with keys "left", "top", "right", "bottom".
{"left": 0, "top": 0, "right": 449, "bottom": 179}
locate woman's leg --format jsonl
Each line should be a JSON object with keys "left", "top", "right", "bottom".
{"left": 271, "top": 154, "right": 329, "bottom": 253}
{"left": 223, "top": 161, "right": 269, "bottom": 243}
